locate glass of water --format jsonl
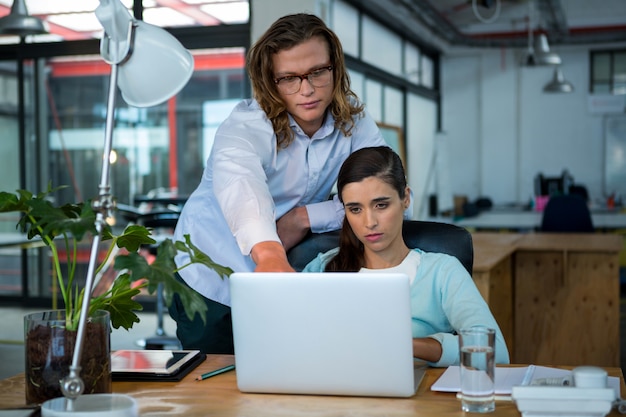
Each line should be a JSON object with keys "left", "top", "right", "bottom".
{"left": 459, "top": 326, "right": 496, "bottom": 413}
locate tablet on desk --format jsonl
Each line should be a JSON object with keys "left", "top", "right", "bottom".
{"left": 111, "top": 349, "right": 205, "bottom": 381}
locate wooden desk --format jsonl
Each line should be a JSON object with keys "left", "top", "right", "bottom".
{"left": 471, "top": 233, "right": 523, "bottom": 357}
{"left": 471, "top": 232, "right": 622, "bottom": 367}
{"left": 1, "top": 355, "right": 624, "bottom": 416}
{"left": 458, "top": 212, "right": 541, "bottom": 231}
{"left": 455, "top": 211, "right": 626, "bottom": 231}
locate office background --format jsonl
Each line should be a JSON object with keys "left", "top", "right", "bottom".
{"left": 0, "top": 1, "right": 625, "bottom": 302}
{"left": 0, "top": 0, "right": 625, "bottom": 383}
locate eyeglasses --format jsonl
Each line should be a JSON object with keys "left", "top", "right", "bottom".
{"left": 274, "top": 66, "right": 333, "bottom": 95}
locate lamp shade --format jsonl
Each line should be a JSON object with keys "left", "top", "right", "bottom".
{"left": 0, "top": 0, "right": 48, "bottom": 36}
{"left": 534, "top": 33, "right": 561, "bottom": 65}
{"left": 543, "top": 67, "right": 574, "bottom": 93}
{"left": 117, "top": 20, "right": 194, "bottom": 107}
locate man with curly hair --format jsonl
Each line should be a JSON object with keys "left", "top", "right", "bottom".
{"left": 170, "top": 13, "right": 386, "bottom": 353}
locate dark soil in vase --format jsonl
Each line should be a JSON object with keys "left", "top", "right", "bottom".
{"left": 25, "top": 314, "right": 112, "bottom": 405}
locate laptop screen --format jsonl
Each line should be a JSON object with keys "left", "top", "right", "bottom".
{"left": 229, "top": 271, "right": 420, "bottom": 397}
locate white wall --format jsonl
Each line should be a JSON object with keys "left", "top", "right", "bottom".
{"left": 442, "top": 44, "right": 626, "bottom": 206}
{"left": 406, "top": 94, "right": 438, "bottom": 218}
{"left": 250, "top": 0, "right": 329, "bottom": 40}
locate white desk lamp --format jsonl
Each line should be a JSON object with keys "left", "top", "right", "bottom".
{"left": 40, "top": 0, "right": 193, "bottom": 415}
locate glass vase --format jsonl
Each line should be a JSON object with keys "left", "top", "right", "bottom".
{"left": 24, "top": 309, "right": 112, "bottom": 405}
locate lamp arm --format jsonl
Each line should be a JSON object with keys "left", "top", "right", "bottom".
{"left": 59, "top": 60, "right": 120, "bottom": 404}
{"left": 100, "top": 19, "right": 135, "bottom": 66}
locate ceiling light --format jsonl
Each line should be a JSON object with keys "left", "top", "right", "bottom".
{"left": 524, "top": 33, "right": 562, "bottom": 67}
{"left": 543, "top": 67, "right": 574, "bottom": 93}
{"left": 47, "top": 12, "right": 101, "bottom": 32}
{"left": 0, "top": 0, "right": 48, "bottom": 36}
{"left": 142, "top": 7, "right": 195, "bottom": 27}
{"left": 201, "top": 2, "right": 249, "bottom": 24}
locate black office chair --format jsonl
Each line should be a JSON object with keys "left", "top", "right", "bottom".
{"left": 540, "top": 194, "right": 594, "bottom": 233}
{"left": 568, "top": 184, "right": 589, "bottom": 203}
{"left": 287, "top": 220, "right": 473, "bottom": 274}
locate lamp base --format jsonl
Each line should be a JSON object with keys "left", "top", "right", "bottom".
{"left": 41, "top": 393, "right": 138, "bottom": 417}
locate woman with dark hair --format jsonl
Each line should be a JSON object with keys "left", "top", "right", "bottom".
{"left": 170, "top": 13, "right": 386, "bottom": 353}
{"left": 303, "top": 146, "right": 509, "bottom": 367}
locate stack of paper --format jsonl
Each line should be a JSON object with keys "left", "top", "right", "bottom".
{"left": 431, "top": 365, "right": 620, "bottom": 397}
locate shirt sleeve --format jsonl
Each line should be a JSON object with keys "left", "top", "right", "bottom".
{"left": 211, "top": 109, "right": 281, "bottom": 256}
{"left": 302, "top": 248, "right": 339, "bottom": 272}
{"left": 306, "top": 194, "right": 344, "bottom": 233}
{"left": 419, "top": 254, "right": 510, "bottom": 367}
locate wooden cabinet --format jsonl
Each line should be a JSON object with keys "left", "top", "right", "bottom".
{"left": 513, "top": 234, "right": 621, "bottom": 367}
{"left": 472, "top": 232, "right": 622, "bottom": 367}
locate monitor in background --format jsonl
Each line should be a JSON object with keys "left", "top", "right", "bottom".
{"left": 534, "top": 170, "right": 574, "bottom": 197}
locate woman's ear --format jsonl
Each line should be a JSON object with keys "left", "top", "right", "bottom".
{"left": 403, "top": 186, "right": 411, "bottom": 209}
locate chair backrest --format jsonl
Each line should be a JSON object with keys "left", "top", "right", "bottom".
{"left": 287, "top": 220, "right": 474, "bottom": 274}
{"left": 568, "top": 185, "right": 589, "bottom": 202}
{"left": 540, "top": 194, "right": 594, "bottom": 233}
{"left": 402, "top": 220, "right": 473, "bottom": 273}
{"left": 137, "top": 210, "right": 181, "bottom": 230}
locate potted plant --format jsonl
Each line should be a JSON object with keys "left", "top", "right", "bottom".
{"left": 0, "top": 183, "right": 232, "bottom": 404}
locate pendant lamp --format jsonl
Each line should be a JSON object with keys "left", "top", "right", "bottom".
{"left": 0, "top": 0, "right": 48, "bottom": 36}
{"left": 521, "top": 1, "right": 561, "bottom": 67}
{"left": 524, "top": 33, "right": 562, "bottom": 66}
{"left": 543, "top": 67, "right": 574, "bottom": 93}
{"left": 534, "top": 33, "right": 561, "bottom": 66}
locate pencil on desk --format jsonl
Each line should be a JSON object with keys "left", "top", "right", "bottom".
{"left": 196, "top": 364, "right": 236, "bottom": 381}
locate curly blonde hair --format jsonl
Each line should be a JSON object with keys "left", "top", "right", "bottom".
{"left": 246, "top": 13, "right": 364, "bottom": 148}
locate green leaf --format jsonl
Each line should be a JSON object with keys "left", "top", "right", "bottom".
{"left": 116, "top": 224, "right": 157, "bottom": 252}
{"left": 114, "top": 238, "right": 211, "bottom": 324}
{"left": 26, "top": 199, "right": 97, "bottom": 242}
{"left": 176, "top": 234, "right": 234, "bottom": 279}
{"left": 0, "top": 191, "right": 23, "bottom": 213}
{"left": 91, "top": 275, "right": 145, "bottom": 330}
{"left": 114, "top": 252, "right": 153, "bottom": 286}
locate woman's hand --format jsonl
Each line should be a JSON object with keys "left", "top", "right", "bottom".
{"left": 412, "top": 337, "right": 443, "bottom": 363}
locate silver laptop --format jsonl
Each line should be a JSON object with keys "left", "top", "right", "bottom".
{"left": 229, "top": 271, "right": 425, "bottom": 397}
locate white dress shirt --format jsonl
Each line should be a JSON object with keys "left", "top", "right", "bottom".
{"left": 173, "top": 98, "right": 386, "bottom": 305}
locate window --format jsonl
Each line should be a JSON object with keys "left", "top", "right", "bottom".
{"left": 45, "top": 48, "right": 246, "bottom": 206}
{"left": 591, "top": 49, "right": 626, "bottom": 95}
{"left": 0, "top": 22, "right": 249, "bottom": 302}
{"left": 362, "top": 16, "right": 402, "bottom": 77}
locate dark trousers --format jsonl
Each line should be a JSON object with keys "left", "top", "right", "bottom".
{"left": 168, "top": 273, "right": 234, "bottom": 354}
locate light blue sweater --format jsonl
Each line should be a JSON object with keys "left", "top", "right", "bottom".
{"left": 303, "top": 248, "right": 510, "bottom": 367}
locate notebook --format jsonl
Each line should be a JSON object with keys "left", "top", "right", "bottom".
{"left": 229, "top": 271, "right": 424, "bottom": 397}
